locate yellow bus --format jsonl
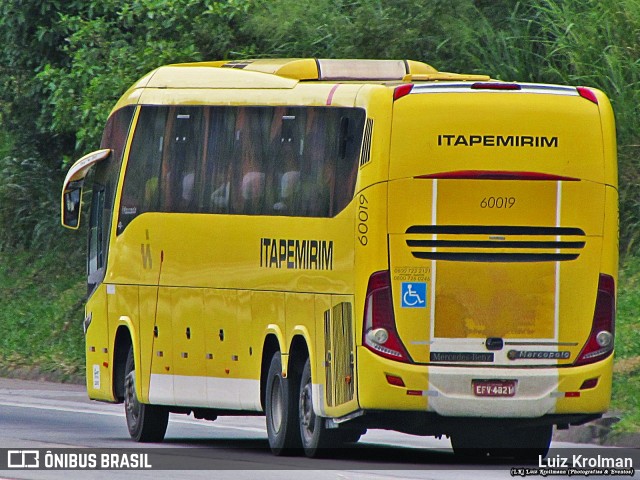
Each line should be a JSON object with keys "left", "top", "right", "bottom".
{"left": 61, "top": 58, "right": 617, "bottom": 458}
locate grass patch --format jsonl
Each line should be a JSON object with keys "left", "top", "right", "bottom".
{"left": 611, "top": 254, "right": 640, "bottom": 432}
{"left": 0, "top": 240, "right": 86, "bottom": 382}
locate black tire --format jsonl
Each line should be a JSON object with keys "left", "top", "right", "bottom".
{"left": 265, "top": 352, "right": 301, "bottom": 455}
{"left": 451, "top": 423, "right": 551, "bottom": 461}
{"left": 336, "top": 428, "right": 366, "bottom": 444}
{"left": 298, "top": 358, "right": 335, "bottom": 457}
{"left": 124, "top": 346, "right": 169, "bottom": 442}
{"left": 450, "top": 429, "right": 491, "bottom": 459}
{"left": 503, "top": 425, "right": 552, "bottom": 461}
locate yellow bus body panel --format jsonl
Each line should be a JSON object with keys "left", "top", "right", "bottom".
{"left": 84, "top": 284, "right": 112, "bottom": 401}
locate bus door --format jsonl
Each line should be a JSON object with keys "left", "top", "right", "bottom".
{"left": 145, "top": 108, "right": 207, "bottom": 406}
{"left": 115, "top": 105, "right": 177, "bottom": 406}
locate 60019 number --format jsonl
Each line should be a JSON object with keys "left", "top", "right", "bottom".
{"left": 480, "top": 196, "right": 516, "bottom": 209}
{"left": 358, "top": 194, "right": 368, "bottom": 246}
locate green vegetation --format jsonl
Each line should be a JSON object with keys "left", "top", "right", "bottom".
{"left": 611, "top": 257, "right": 640, "bottom": 432}
{"left": 0, "top": 0, "right": 638, "bottom": 434}
{"left": 1, "top": 0, "right": 639, "bottom": 251}
{"left": 0, "top": 242, "right": 85, "bottom": 382}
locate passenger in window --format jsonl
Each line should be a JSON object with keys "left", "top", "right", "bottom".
{"left": 144, "top": 177, "right": 159, "bottom": 211}
{"left": 211, "top": 180, "right": 230, "bottom": 210}
{"left": 274, "top": 170, "right": 300, "bottom": 213}
{"left": 206, "top": 108, "right": 235, "bottom": 213}
{"left": 161, "top": 110, "right": 202, "bottom": 213}
{"left": 182, "top": 172, "right": 195, "bottom": 205}
{"left": 231, "top": 109, "right": 265, "bottom": 214}
{"left": 295, "top": 109, "right": 334, "bottom": 217}
{"left": 241, "top": 171, "right": 266, "bottom": 204}
{"left": 272, "top": 110, "right": 301, "bottom": 214}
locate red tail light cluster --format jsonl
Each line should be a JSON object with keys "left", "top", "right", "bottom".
{"left": 363, "top": 271, "right": 412, "bottom": 363}
{"left": 470, "top": 82, "right": 521, "bottom": 90}
{"left": 416, "top": 170, "right": 579, "bottom": 182}
{"left": 574, "top": 274, "right": 615, "bottom": 366}
{"left": 577, "top": 87, "right": 599, "bottom": 105}
{"left": 393, "top": 84, "right": 414, "bottom": 101}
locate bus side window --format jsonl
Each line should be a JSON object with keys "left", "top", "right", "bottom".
{"left": 206, "top": 107, "right": 234, "bottom": 214}
{"left": 297, "top": 108, "right": 335, "bottom": 217}
{"left": 232, "top": 108, "right": 267, "bottom": 215}
{"left": 275, "top": 170, "right": 300, "bottom": 213}
{"left": 271, "top": 110, "right": 302, "bottom": 215}
{"left": 119, "top": 107, "right": 167, "bottom": 233}
{"left": 90, "top": 105, "right": 133, "bottom": 289}
{"left": 160, "top": 109, "right": 203, "bottom": 213}
{"left": 333, "top": 111, "right": 364, "bottom": 214}
{"left": 241, "top": 171, "right": 266, "bottom": 206}
{"left": 202, "top": 105, "right": 364, "bottom": 219}
{"left": 87, "top": 185, "right": 105, "bottom": 287}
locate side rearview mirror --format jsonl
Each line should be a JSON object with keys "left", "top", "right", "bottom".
{"left": 62, "top": 181, "right": 83, "bottom": 229}
{"left": 61, "top": 149, "right": 112, "bottom": 230}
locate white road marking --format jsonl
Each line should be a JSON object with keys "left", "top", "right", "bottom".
{"left": 0, "top": 400, "right": 267, "bottom": 434}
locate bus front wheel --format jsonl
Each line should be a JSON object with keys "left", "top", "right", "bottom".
{"left": 265, "top": 352, "right": 301, "bottom": 455}
{"left": 124, "top": 346, "right": 169, "bottom": 442}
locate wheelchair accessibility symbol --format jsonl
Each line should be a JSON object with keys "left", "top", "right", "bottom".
{"left": 401, "top": 282, "right": 427, "bottom": 308}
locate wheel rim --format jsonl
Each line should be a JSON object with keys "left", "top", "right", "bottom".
{"left": 269, "top": 375, "right": 283, "bottom": 434}
{"left": 299, "top": 377, "right": 315, "bottom": 444}
{"left": 124, "top": 370, "right": 140, "bottom": 428}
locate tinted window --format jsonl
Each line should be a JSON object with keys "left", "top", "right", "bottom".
{"left": 88, "top": 106, "right": 134, "bottom": 291}
{"left": 118, "top": 106, "right": 364, "bottom": 232}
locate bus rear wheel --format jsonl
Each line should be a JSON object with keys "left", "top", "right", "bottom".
{"left": 124, "top": 346, "right": 169, "bottom": 442}
{"left": 336, "top": 428, "right": 366, "bottom": 444}
{"left": 298, "top": 358, "right": 336, "bottom": 457}
{"left": 265, "top": 352, "right": 301, "bottom": 455}
{"left": 504, "top": 425, "right": 552, "bottom": 461}
{"left": 451, "top": 423, "right": 552, "bottom": 460}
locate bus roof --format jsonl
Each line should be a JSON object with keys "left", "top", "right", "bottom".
{"left": 127, "top": 58, "right": 483, "bottom": 91}
{"left": 207, "top": 58, "right": 440, "bottom": 81}
{"left": 112, "top": 58, "right": 493, "bottom": 112}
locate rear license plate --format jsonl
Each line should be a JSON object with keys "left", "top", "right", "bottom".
{"left": 472, "top": 380, "right": 517, "bottom": 397}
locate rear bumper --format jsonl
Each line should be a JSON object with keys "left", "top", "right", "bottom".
{"left": 356, "top": 347, "right": 613, "bottom": 418}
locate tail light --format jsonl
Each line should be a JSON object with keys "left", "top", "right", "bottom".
{"left": 393, "top": 84, "right": 414, "bottom": 101}
{"left": 363, "top": 271, "right": 412, "bottom": 363}
{"left": 471, "top": 82, "right": 521, "bottom": 90}
{"left": 577, "top": 87, "right": 599, "bottom": 105}
{"left": 574, "top": 274, "right": 615, "bottom": 366}
{"left": 416, "top": 170, "right": 579, "bottom": 182}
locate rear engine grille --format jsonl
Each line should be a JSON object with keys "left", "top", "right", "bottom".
{"left": 405, "top": 225, "right": 586, "bottom": 262}
{"left": 324, "top": 302, "right": 354, "bottom": 407}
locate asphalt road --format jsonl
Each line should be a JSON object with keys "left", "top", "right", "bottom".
{"left": 0, "top": 378, "right": 631, "bottom": 480}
